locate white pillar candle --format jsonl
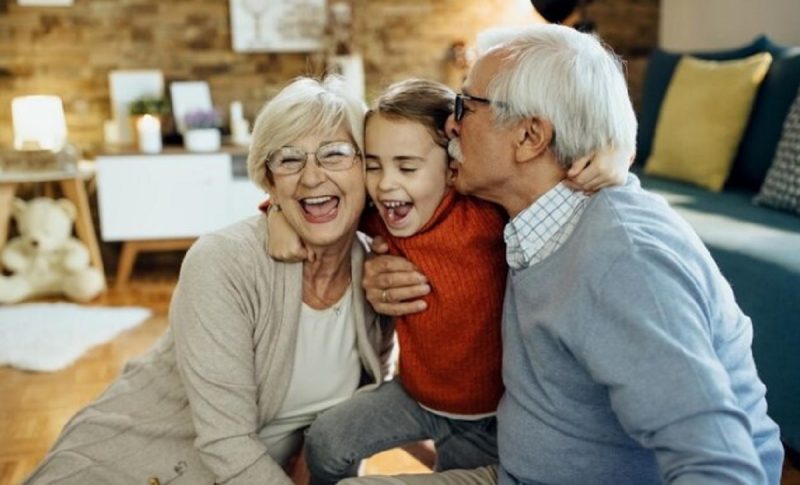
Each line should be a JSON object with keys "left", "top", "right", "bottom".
{"left": 136, "top": 114, "right": 162, "bottom": 154}
{"left": 231, "top": 118, "right": 250, "bottom": 146}
{"left": 230, "top": 101, "right": 243, "bottom": 123}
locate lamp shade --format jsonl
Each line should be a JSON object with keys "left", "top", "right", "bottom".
{"left": 12, "top": 95, "right": 68, "bottom": 151}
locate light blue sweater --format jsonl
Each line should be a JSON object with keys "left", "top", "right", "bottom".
{"left": 498, "top": 176, "right": 783, "bottom": 484}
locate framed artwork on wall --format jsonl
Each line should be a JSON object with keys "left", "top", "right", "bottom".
{"left": 229, "top": 0, "right": 326, "bottom": 53}
{"left": 328, "top": 55, "right": 364, "bottom": 103}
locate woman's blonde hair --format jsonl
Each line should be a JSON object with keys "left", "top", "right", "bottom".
{"left": 368, "top": 78, "right": 455, "bottom": 148}
{"left": 247, "top": 75, "right": 367, "bottom": 190}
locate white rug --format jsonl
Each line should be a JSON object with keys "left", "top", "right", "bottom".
{"left": 0, "top": 303, "right": 152, "bottom": 372}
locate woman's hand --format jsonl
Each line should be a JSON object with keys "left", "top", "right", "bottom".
{"left": 267, "top": 207, "right": 316, "bottom": 263}
{"left": 363, "top": 236, "right": 430, "bottom": 316}
{"left": 564, "top": 146, "right": 635, "bottom": 194}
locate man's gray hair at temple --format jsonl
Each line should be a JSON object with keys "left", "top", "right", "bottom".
{"left": 477, "top": 24, "right": 637, "bottom": 168}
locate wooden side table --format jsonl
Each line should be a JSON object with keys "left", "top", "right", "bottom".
{"left": 0, "top": 164, "right": 106, "bottom": 280}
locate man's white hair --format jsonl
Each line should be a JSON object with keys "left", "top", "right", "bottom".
{"left": 247, "top": 75, "right": 366, "bottom": 190}
{"left": 475, "top": 26, "right": 530, "bottom": 55}
{"left": 478, "top": 24, "right": 636, "bottom": 168}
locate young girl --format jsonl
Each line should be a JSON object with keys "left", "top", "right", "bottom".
{"left": 265, "top": 79, "right": 629, "bottom": 481}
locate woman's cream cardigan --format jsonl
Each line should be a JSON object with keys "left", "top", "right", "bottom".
{"left": 25, "top": 216, "right": 395, "bottom": 485}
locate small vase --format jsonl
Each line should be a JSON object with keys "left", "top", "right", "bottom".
{"left": 184, "top": 128, "right": 221, "bottom": 152}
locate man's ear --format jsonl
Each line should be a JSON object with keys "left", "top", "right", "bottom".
{"left": 514, "top": 117, "right": 553, "bottom": 163}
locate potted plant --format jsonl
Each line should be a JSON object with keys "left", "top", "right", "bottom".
{"left": 183, "top": 109, "right": 222, "bottom": 152}
{"left": 129, "top": 97, "right": 170, "bottom": 117}
{"left": 128, "top": 96, "right": 170, "bottom": 146}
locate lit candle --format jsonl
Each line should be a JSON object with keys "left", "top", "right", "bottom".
{"left": 136, "top": 114, "right": 162, "bottom": 154}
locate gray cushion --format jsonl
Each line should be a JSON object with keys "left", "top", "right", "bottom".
{"left": 729, "top": 48, "right": 800, "bottom": 190}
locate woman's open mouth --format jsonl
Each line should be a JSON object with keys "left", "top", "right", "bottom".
{"left": 381, "top": 200, "right": 413, "bottom": 229}
{"left": 300, "top": 195, "right": 340, "bottom": 223}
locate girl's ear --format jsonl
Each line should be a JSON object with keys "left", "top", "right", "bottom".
{"left": 515, "top": 116, "right": 553, "bottom": 163}
{"left": 446, "top": 159, "right": 458, "bottom": 187}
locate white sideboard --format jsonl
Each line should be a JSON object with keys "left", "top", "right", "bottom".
{"left": 95, "top": 150, "right": 265, "bottom": 286}
{"left": 96, "top": 152, "right": 264, "bottom": 241}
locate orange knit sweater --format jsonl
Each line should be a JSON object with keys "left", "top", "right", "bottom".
{"left": 363, "top": 189, "right": 507, "bottom": 414}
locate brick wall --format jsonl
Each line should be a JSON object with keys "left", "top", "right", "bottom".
{"left": 0, "top": 0, "right": 658, "bottom": 151}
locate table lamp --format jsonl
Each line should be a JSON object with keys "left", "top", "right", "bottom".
{"left": 11, "top": 95, "right": 68, "bottom": 152}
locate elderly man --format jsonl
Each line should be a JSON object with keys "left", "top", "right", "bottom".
{"left": 357, "top": 24, "right": 784, "bottom": 484}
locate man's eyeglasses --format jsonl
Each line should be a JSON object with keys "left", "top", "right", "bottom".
{"left": 454, "top": 93, "right": 497, "bottom": 122}
{"left": 267, "top": 141, "right": 361, "bottom": 175}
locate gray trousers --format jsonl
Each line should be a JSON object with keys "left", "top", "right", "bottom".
{"left": 304, "top": 380, "right": 498, "bottom": 485}
{"left": 340, "top": 465, "right": 498, "bottom": 485}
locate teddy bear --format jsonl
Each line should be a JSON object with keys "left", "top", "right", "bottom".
{"left": 0, "top": 197, "right": 105, "bottom": 304}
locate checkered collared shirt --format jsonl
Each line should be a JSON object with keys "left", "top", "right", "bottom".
{"left": 504, "top": 182, "right": 589, "bottom": 270}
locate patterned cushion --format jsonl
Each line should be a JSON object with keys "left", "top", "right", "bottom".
{"left": 754, "top": 86, "right": 800, "bottom": 215}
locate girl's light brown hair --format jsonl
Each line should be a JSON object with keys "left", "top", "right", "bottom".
{"left": 368, "top": 78, "right": 455, "bottom": 148}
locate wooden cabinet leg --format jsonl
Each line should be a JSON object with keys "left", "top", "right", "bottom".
{"left": 60, "top": 178, "right": 105, "bottom": 277}
{"left": 116, "top": 242, "right": 139, "bottom": 289}
{"left": 0, "top": 183, "right": 18, "bottom": 254}
{"left": 114, "top": 239, "right": 194, "bottom": 289}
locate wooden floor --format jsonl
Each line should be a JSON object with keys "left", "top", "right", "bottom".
{"left": 0, "top": 266, "right": 798, "bottom": 484}
{"left": 0, "top": 268, "right": 429, "bottom": 485}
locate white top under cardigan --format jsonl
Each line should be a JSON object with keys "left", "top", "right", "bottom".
{"left": 25, "top": 216, "right": 395, "bottom": 485}
{"left": 259, "top": 289, "right": 361, "bottom": 466}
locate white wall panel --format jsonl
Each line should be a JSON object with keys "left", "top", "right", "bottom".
{"left": 660, "top": 0, "right": 800, "bottom": 51}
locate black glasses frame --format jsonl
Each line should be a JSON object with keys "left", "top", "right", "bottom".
{"left": 454, "top": 93, "right": 495, "bottom": 121}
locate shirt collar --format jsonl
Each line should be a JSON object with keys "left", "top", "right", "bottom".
{"left": 503, "top": 182, "right": 588, "bottom": 269}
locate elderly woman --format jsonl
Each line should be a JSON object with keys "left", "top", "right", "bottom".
{"left": 25, "top": 76, "right": 394, "bottom": 485}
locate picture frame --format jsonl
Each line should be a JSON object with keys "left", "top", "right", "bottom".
{"left": 169, "top": 81, "right": 214, "bottom": 134}
{"left": 328, "top": 54, "right": 365, "bottom": 103}
{"left": 108, "top": 70, "right": 164, "bottom": 144}
{"left": 17, "top": 0, "right": 73, "bottom": 5}
{"left": 229, "top": 0, "right": 326, "bottom": 53}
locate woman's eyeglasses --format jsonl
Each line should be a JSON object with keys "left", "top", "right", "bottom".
{"left": 267, "top": 141, "right": 361, "bottom": 175}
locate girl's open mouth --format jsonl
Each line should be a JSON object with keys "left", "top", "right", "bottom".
{"left": 381, "top": 200, "right": 413, "bottom": 228}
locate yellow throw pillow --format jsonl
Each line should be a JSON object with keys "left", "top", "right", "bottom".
{"left": 644, "top": 53, "right": 772, "bottom": 191}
